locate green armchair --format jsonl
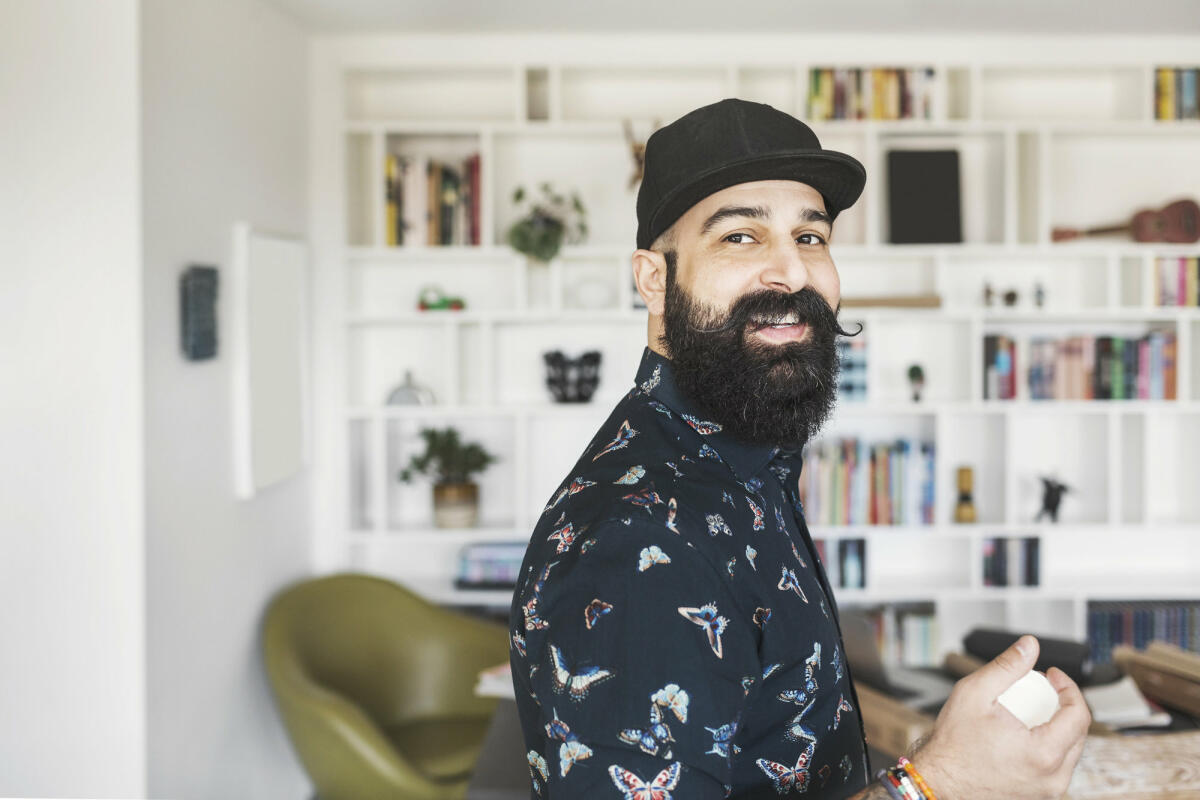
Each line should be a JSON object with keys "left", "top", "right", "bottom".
{"left": 261, "top": 573, "right": 509, "bottom": 800}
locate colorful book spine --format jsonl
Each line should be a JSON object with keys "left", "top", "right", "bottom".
{"left": 807, "top": 66, "right": 935, "bottom": 121}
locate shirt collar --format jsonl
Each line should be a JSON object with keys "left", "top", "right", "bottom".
{"left": 633, "top": 347, "right": 787, "bottom": 485}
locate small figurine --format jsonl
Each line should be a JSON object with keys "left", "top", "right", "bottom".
{"left": 1003, "top": 288, "right": 1019, "bottom": 307}
{"left": 954, "top": 466, "right": 977, "bottom": 523}
{"left": 983, "top": 282, "right": 994, "bottom": 307}
{"left": 907, "top": 363, "right": 925, "bottom": 402}
{"left": 1034, "top": 282, "right": 1045, "bottom": 308}
{"left": 1033, "top": 475, "right": 1071, "bottom": 523}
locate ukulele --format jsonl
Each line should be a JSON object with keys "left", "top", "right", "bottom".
{"left": 1052, "top": 197, "right": 1200, "bottom": 243}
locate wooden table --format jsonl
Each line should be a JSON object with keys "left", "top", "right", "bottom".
{"left": 855, "top": 682, "right": 1200, "bottom": 799}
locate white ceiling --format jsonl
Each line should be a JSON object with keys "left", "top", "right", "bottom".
{"left": 266, "top": 0, "right": 1200, "bottom": 35}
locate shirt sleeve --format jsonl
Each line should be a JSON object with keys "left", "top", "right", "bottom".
{"left": 523, "top": 518, "right": 760, "bottom": 799}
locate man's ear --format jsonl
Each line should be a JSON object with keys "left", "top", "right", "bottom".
{"left": 632, "top": 249, "right": 668, "bottom": 316}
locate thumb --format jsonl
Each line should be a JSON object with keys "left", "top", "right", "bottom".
{"left": 972, "top": 634, "right": 1039, "bottom": 698}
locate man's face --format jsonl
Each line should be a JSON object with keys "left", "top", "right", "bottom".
{"left": 657, "top": 180, "right": 849, "bottom": 450}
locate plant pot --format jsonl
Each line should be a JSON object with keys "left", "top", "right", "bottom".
{"left": 433, "top": 481, "right": 479, "bottom": 529}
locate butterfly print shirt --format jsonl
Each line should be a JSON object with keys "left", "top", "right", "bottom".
{"left": 509, "top": 347, "right": 872, "bottom": 799}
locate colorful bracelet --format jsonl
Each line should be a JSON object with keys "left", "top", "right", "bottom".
{"left": 898, "top": 756, "right": 938, "bottom": 800}
{"left": 873, "top": 767, "right": 908, "bottom": 800}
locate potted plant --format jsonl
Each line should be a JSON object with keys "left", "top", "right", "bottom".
{"left": 907, "top": 364, "right": 925, "bottom": 402}
{"left": 505, "top": 182, "right": 588, "bottom": 264}
{"left": 398, "top": 427, "right": 497, "bottom": 528}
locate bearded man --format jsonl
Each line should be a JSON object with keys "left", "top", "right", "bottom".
{"left": 508, "top": 98, "right": 1090, "bottom": 800}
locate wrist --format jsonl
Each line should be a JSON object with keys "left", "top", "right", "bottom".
{"left": 906, "top": 750, "right": 954, "bottom": 800}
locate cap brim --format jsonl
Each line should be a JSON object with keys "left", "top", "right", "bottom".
{"left": 643, "top": 150, "right": 866, "bottom": 250}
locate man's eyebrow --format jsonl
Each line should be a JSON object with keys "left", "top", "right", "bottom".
{"left": 699, "top": 205, "right": 833, "bottom": 237}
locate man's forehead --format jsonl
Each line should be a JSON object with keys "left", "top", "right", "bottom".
{"left": 687, "top": 182, "right": 831, "bottom": 236}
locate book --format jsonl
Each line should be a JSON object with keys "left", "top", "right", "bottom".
{"left": 1082, "top": 674, "right": 1173, "bottom": 728}
{"left": 886, "top": 149, "right": 962, "bottom": 244}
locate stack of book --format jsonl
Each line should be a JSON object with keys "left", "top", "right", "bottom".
{"left": 836, "top": 337, "right": 868, "bottom": 402}
{"left": 1154, "top": 66, "right": 1200, "bottom": 120}
{"left": 455, "top": 541, "right": 528, "bottom": 590}
{"left": 1155, "top": 255, "right": 1200, "bottom": 306}
{"left": 1111, "top": 640, "right": 1200, "bottom": 719}
{"left": 986, "top": 330, "right": 1178, "bottom": 400}
{"left": 1088, "top": 600, "right": 1200, "bottom": 664}
{"left": 981, "top": 536, "right": 1040, "bottom": 587}
{"left": 799, "top": 437, "right": 936, "bottom": 526}
{"left": 807, "top": 66, "right": 935, "bottom": 121}
{"left": 384, "top": 152, "right": 481, "bottom": 246}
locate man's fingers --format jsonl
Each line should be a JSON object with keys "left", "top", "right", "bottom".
{"left": 970, "top": 634, "right": 1040, "bottom": 698}
{"left": 1032, "top": 667, "right": 1091, "bottom": 747}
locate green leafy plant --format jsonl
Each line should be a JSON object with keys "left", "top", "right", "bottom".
{"left": 505, "top": 182, "right": 588, "bottom": 263}
{"left": 398, "top": 427, "right": 497, "bottom": 486}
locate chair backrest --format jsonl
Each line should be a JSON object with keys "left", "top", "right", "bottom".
{"left": 262, "top": 572, "right": 505, "bottom": 724}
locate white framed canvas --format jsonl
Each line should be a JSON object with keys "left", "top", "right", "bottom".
{"left": 230, "top": 222, "right": 310, "bottom": 499}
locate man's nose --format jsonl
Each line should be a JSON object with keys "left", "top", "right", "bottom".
{"left": 758, "top": 239, "right": 813, "bottom": 294}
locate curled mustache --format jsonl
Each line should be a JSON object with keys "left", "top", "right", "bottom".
{"left": 684, "top": 286, "right": 864, "bottom": 339}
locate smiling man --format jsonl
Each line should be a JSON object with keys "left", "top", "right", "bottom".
{"left": 508, "top": 99, "right": 1090, "bottom": 799}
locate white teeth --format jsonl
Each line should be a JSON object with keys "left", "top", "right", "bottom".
{"left": 753, "top": 313, "right": 800, "bottom": 326}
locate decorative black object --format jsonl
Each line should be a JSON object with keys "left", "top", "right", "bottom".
{"left": 1003, "top": 288, "right": 1019, "bottom": 306}
{"left": 886, "top": 149, "right": 962, "bottom": 244}
{"left": 544, "top": 350, "right": 602, "bottom": 403}
{"left": 1034, "top": 475, "right": 1072, "bottom": 523}
{"left": 907, "top": 363, "right": 925, "bottom": 402}
{"left": 180, "top": 265, "right": 218, "bottom": 360}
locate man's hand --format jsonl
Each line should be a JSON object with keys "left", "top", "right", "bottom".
{"left": 905, "top": 635, "right": 1092, "bottom": 800}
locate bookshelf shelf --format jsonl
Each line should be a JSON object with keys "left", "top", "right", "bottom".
{"left": 314, "top": 41, "right": 1200, "bottom": 662}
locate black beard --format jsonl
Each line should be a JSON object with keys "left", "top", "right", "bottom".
{"left": 658, "top": 250, "right": 861, "bottom": 450}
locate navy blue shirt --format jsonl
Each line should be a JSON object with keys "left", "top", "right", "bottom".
{"left": 509, "top": 347, "right": 871, "bottom": 799}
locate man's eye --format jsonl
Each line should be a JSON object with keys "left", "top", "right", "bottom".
{"left": 723, "top": 232, "right": 753, "bottom": 244}
{"left": 798, "top": 233, "right": 827, "bottom": 245}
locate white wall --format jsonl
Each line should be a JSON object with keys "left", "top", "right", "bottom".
{"left": 139, "top": 0, "right": 313, "bottom": 797}
{"left": 0, "top": 0, "right": 147, "bottom": 796}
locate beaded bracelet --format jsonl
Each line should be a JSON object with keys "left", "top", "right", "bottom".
{"left": 872, "top": 767, "right": 908, "bottom": 800}
{"left": 898, "top": 756, "right": 938, "bottom": 800}
{"left": 875, "top": 756, "right": 938, "bottom": 800}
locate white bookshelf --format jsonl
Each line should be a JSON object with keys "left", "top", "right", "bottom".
{"left": 309, "top": 37, "right": 1200, "bottom": 668}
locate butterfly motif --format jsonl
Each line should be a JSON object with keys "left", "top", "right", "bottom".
{"left": 665, "top": 460, "right": 684, "bottom": 478}
{"left": 650, "top": 683, "right": 690, "bottom": 723}
{"left": 511, "top": 631, "right": 527, "bottom": 657}
{"left": 774, "top": 505, "right": 787, "bottom": 533}
{"left": 640, "top": 364, "right": 662, "bottom": 394}
{"left": 741, "top": 676, "right": 755, "bottom": 695}
{"left": 545, "top": 708, "right": 573, "bottom": 741}
{"left": 527, "top": 750, "right": 550, "bottom": 795}
{"left": 704, "top": 721, "right": 741, "bottom": 759}
{"left": 523, "top": 561, "right": 558, "bottom": 631}
{"left": 762, "top": 663, "right": 783, "bottom": 679}
{"left": 726, "top": 557, "right": 736, "bottom": 578}
{"left": 678, "top": 602, "right": 728, "bottom": 659}
{"left": 756, "top": 745, "right": 814, "bottom": 795}
{"left": 784, "top": 710, "right": 819, "bottom": 745}
{"left": 788, "top": 540, "right": 807, "bottom": 568}
{"left": 559, "top": 739, "right": 592, "bottom": 778}
{"left": 753, "top": 607, "right": 772, "bottom": 627}
{"left": 778, "top": 565, "right": 808, "bottom": 601}
{"left": 722, "top": 490, "right": 736, "bottom": 507}
{"left": 831, "top": 693, "right": 854, "bottom": 731}
{"left": 705, "top": 513, "right": 732, "bottom": 537}
{"left": 839, "top": 753, "right": 854, "bottom": 781}
{"left": 665, "top": 497, "right": 680, "bottom": 534}
{"left": 747, "top": 497, "right": 765, "bottom": 530}
{"left": 593, "top": 420, "right": 637, "bottom": 461}
{"left": 698, "top": 443, "right": 722, "bottom": 461}
{"left": 614, "top": 465, "right": 646, "bottom": 485}
{"left": 638, "top": 545, "right": 671, "bottom": 572}
{"left": 547, "top": 514, "right": 582, "bottom": 554}
{"left": 648, "top": 400, "right": 673, "bottom": 419}
{"left": 584, "top": 598, "right": 613, "bottom": 629}
{"left": 745, "top": 544, "right": 758, "bottom": 570}
{"left": 618, "top": 703, "right": 675, "bottom": 758}
{"left": 831, "top": 642, "right": 843, "bottom": 682}
{"left": 580, "top": 537, "right": 598, "bottom": 554}
{"left": 569, "top": 476, "right": 596, "bottom": 495}
{"left": 623, "top": 486, "right": 663, "bottom": 513}
{"left": 549, "top": 643, "right": 615, "bottom": 701}
{"left": 682, "top": 413, "right": 723, "bottom": 435}
{"left": 607, "top": 762, "right": 681, "bottom": 800}
{"left": 778, "top": 688, "right": 810, "bottom": 706}
{"left": 742, "top": 476, "right": 764, "bottom": 493}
